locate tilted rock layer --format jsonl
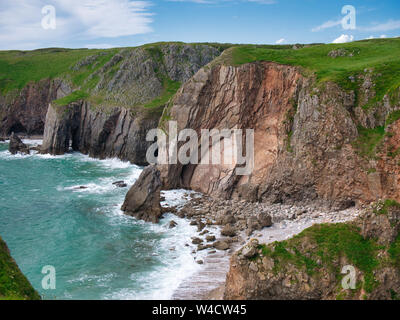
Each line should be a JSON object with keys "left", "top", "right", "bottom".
{"left": 0, "top": 79, "right": 71, "bottom": 137}
{"left": 40, "top": 44, "right": 221, "bottom": 164}
{"left": 159, "top": 60, "right": 400, "bottom": 208}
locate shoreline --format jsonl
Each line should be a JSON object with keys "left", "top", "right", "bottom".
{"left": 168, "top": 196, "right": 362, "bottom": 300}
{"left": 1, "top": 142, "right": 363, "bottom": 300}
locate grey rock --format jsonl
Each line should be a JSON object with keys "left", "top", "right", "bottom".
{"left": 121, "top": 165, "right": 162, "bottom": 223}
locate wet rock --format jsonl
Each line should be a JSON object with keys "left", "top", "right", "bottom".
{"left": 121, "top": 165, "right": 162, "bottom": 223}
{"left": 9, "top": 133, "right": 30, "bottom": 155}
{"left": 192, "top": 237, "right": 203, "bottom": 245}
{"left": 206, "top": 235, "right": 216, "bottom": 242}
{"left": 198, "top": 244, "right": 213, "bottom": 251}
{"left": 169, "top": 220, "right": 178, "bottom": 229}
{"left": 113, "top": 181, "right": 128, "bottom": 188}
{"left": 197, "top": 221, "right": 206, "bottom": 232}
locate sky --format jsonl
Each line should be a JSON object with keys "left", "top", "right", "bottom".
{"left": 0, "top": 0, "right": 400, "bottom": 50}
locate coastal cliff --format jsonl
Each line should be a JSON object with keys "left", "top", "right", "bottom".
{"left": 158, "top": 40, "right": 400, "bottom": 209}
{"left": 39, "top": 43, "right": 222, "bottom": 164}
{"left": 0, "top": 79, "right": 71, "bottom": 137}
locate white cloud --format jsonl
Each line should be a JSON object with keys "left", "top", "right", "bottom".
{"left": 312, "top": 19, "right": 342, "bottom": 32}
{"left": 366, "top": 35, "right": 375, "bottom": 39}
{"left": 0, "top": 0, "right": 154, "bottom": 50}
{"left": 275, "top": 38, "right": 285, "bottom": 44}
{"left": 362, "top": 19, "right": 400, "bottom": 32}
{"left": 380, "top": 34, "right": 387, "bottom": 38}
{"left": 332, "top": 34, "right": 354, "bottom": 44}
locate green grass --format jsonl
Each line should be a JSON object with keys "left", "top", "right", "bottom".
{"left": 224, "top": 38, "right": 400, "bottom": 108}
{"left": 386, "top": 110, "right": 400, "bottom": 126}
{"left": 54, "top": 90, "right": 89, "bottom": 106}
{"left": 373, "top": 199, "right": 400, "bottom": 216}
{"left": 352, "top": 126, "right": 385, "bottom": 159}
{"left": 0, "top": 236, "right": 41, "bottom": 300}
{"left": 258, "top": 223, "right": 382, "bottom": 293}
{"left": 389, "top": 234, "right": 400, "bottom": 269}
{"left": 0, "top": 48, "right": 116, "bottom": 95}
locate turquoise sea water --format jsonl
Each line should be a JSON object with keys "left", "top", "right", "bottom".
{"left": 0, "top": 141, "right": 200, "bottom": 300}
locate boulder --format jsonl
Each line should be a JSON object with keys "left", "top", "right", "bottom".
{"left": 9, "top": 133, "right": 30, "bottom": 155}
{"left": 121, "top": 165, "right": 162, "bottom": 223}
{"left": 169, "top": 220, "right": 178, "bottom": 229}
{"left": 192, "top": 237, "right": 203, "bottom": 245}
{"left": 258, "top": 213, "right": 273, "bottom": 228}
{"left": 206, "top": 235, "right": 216, "bottom": 242}
{"left": 221, "top": 225, "right": 237, "bottom": 237}
{"left": 214, "top": 240, "right": 230, "bottom": 251}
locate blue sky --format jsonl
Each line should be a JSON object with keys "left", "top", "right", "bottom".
{"left": 1, "top": 0, "right": 400, "bottom": 50}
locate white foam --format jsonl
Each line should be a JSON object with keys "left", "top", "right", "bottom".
{"left": 103, "top": 213, "right": 202, "bottom": 300}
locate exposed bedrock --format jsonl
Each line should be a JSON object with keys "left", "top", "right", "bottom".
{"left": 158, "top": 61, "right": 400, "bottom": 209}
{"left": 41, "top": 102, "right": 159, "bottom": 165}
{"left": 9, "top": 132, "right": 30, "bottom": 155}
{"left": 0, "top": 79, "right": 71, "bottom": 137}
{"left": 224, "top": 203, "right": 400, "bottom": 300}
{"left": 40, "top": 43, "right": 222, "bottom": 165}
{"left": 121, "top": 165, "right": 162, "bottom": 223}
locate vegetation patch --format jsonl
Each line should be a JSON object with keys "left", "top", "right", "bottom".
{"left": 352, "top": 126, "right": 385, "bottom": 159}
{"left": 373, "top": 199, "right": 400, "bottom": 216}
{"left": 259, "top": 222, "right": 382, "bottom": 294}
{"left": 0, "top": 236, "right": 40, "bottom": 300}
{"left": 54, "top": 90, "right": 89, "bottom": 106}
{"left": 224, "top": 39, "right": 400, "bottom": 107}
{"left": 386, "top": 110, "right": 400, "bottom": 126}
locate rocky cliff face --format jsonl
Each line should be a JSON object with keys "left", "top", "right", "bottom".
{"left": 41, "top": 44, "right": 222, "bottom": 164}
{"left": 41, "top": 101, "right": 159, "bottom": 164}
{"left": 0, "top": 79, "right": 70, "bottom": 137}
{"left": 159, "top": 59, "right": 400, "bottom": 208}
{"left": 224, "top": 202, "right": 400, "bottom": 300}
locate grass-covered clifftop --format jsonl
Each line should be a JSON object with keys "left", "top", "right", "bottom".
{"left": 0, "top": 43, "right": 223, "bottom": 116}
{"left": 221, "top": 38, "right": 400, "bottom": 108}
{"left": 0, "top": 236, "right": 41, "bottom": 300}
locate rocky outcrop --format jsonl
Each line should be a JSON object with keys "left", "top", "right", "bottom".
{"left": 41, "top": 102, "right": 159, "bottom": 164}
{"left": 158, "top": 59, "right": 400, "bottom": 208}
{"left": 8, "top": 132, "right": 30, "bottom": 155}
{"left": 224, "top": 201, "right": 400, "bottom": 300}
{"left": 0, "top": 79, "right": 71, "bottom": 136}
{"left": 121, "top": 165, "right": 162, "bottom": 223}
{"left": 41, "top": 44, "right": 222, "bottom": 165}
